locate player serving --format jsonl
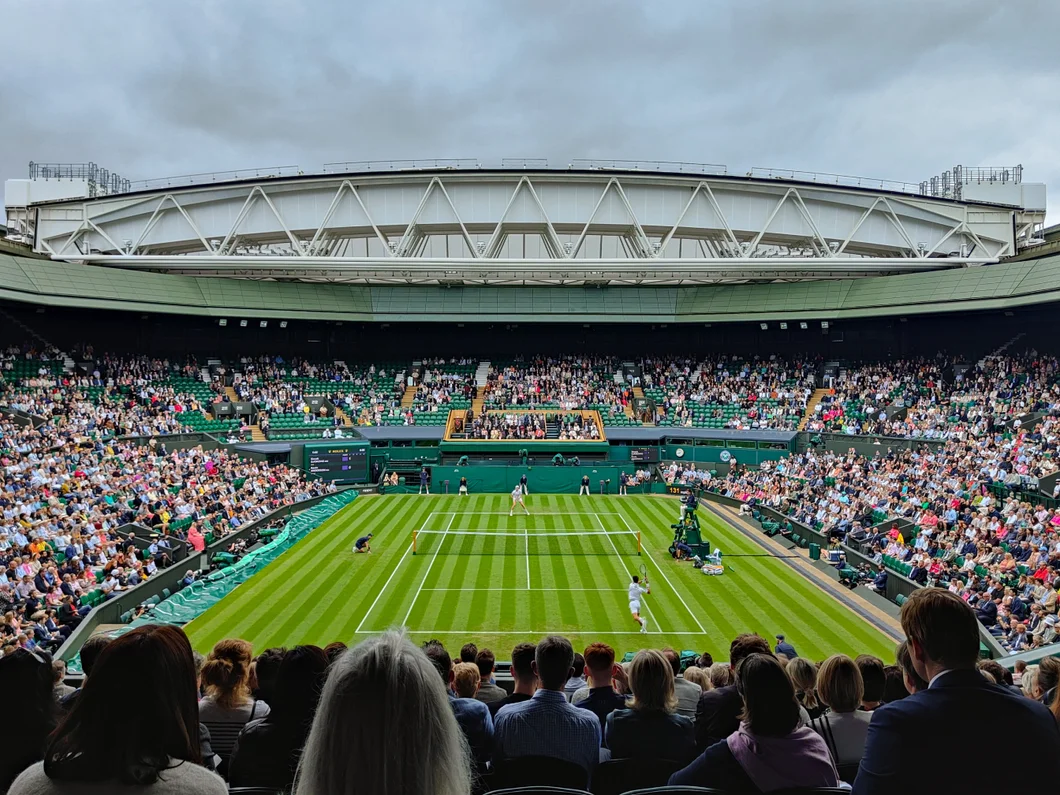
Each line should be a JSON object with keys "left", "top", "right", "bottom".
{"left": 629, "top": 574, "right": 650, "bottom": 634}
{"left": 509, "top": 483, "right": 530, "bottom": 517}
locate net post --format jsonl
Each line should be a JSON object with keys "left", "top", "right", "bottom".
{"left": 638, "top": 531, "right": 642, "bottom": 556}
{"left": 412, "top": 530, "right": 417, "bottom": 555}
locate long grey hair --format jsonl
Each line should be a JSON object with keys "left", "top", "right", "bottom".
{"left": 293, "top": 631, "right": 472, "bottom": 795}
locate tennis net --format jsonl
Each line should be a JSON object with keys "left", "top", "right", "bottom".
{"left": 412, "top": 529, "right": 641, "bottom": 556}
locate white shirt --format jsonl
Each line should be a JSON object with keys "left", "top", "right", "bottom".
{"left": 628, "top": 582, "right": 648, "bottom": 603}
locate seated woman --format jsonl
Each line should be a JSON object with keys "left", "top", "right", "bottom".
{"left": 669, "top": 653, "right": 839, "bottom": 792}
{"left": 198, "top": 639, "right": 270, "bottom": 774}
{"left": 810, "top": 654, "right": 873, "bottom": 770}
{"left": 8, "top": 625, "right": 226, "bottom": 795}
{"left": 605, "top": 649, "right": 695, "bottom": 762}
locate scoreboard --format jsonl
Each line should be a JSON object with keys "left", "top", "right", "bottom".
{"left": 303, "top": 442, "right": 370, "bottom": 483}
{"left": 629, "top": 446, "right": 660, "bottom": 463}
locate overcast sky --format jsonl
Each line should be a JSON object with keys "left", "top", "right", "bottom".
{"left": 2, "top": 0, "right": 1058, "bottom": 218}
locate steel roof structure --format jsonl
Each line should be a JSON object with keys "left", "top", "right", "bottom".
{"left": 26, "top": 164, "right": 1043, "bottom": 286}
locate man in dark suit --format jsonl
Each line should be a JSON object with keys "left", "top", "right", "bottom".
{"left": 975, "top": 591, "right": 1000, "bottom": 627}
{"left": 854, "top": 588, "right": 1060, "bottom": 795}
{"left": 694, "top": 633, "right": 772, "bottom": 749}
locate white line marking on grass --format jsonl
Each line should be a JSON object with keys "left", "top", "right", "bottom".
{"left": 615, "top": 511, "right": 707, "bottom": 634}
{"left": 421, "top": 587, "right": 629, "bottom": 592}
{"left": 355, "top": 543, "right": 414, "bottom": 633}
{"left": 355, "top": 629, "right": 693, "bottom": 635}
{"left": 427, "top": 511, "right": 623, "bottom": 516}
{"left": 524, "top": 519, "right": 531, "bottom": 589}
{"left": 400, "top": 513, "right": 455, "bottom": 628}
{"left": 594, "top": 512, "right": 663, "bottom": 634}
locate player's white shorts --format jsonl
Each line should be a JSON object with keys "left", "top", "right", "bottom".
{"left": 512, "top": 495, "right": 524, "bottom": 503}
{"left": 629, "top": 600, "right": 641, "bottom": 614}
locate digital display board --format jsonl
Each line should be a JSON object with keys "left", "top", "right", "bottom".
{"left": 630, "top": 447, "right": 660, "bottom": 463}
{"left": 304, "top": 443, "right": 369, "bottom": 482}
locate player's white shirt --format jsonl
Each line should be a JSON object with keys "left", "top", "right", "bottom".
{"left": 511, "top": 485, "right": 524, "bottom": 501}
{"left": 628, "top": 581, "right": 648, "bottom": 612}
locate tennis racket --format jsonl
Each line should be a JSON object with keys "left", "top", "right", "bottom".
{"left": 639, "top": 563, "right": 648, "bottom": 580}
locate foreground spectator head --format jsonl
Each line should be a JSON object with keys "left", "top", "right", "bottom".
{"left": 854, "top": 654, "right": 885, "bottom": 709}
{"left": 895, "top": 640, "right": 928, "bottom": 695}
{"left": 709, "top": 661, "right": 734, "bottom": 688}
{"left": 78, "top": 634, "right": 112, "bottom": 678}
{"left": 323, "top": 641, "right": 347, "bottom": 666}
{"left": 253, "top": 646, "right": 286, "bottom": 702}
{"left": 583, "top": 641, "right": 616, "bottom": 685}
{"left": 729, "top": 633, "right": 772, "bottom": 671}
{"left": 816, "top": 655, "right": 864, "bottom": 713}
{"left": 41, "top": 626, "right": 206, "bottom": 786}
{"left": 294, "top": 631, "right": 471, "bottom": 795}
{"left": 882, "top": 665, "right": 908, "bottom": 703}
{"left": 682, "top": 665, "right": 712, "bottom": 691}
{"left": 662, "top": 647, "right": 683, "bottom": 677}
{"left": 474, "top": 647, "right": 496, "bottom": 681}
{"left": 533, "top": 635, "right": 574, "bottom": 690}
{"left": 0, "top": 649, "right": 57, "bottom": 792}
{"left": 786, "top": 656, "right": 821, "bottom": 714}
{"left": 460, "top": 642, "right": 478, "bottom": 664}
{"left": 698, "top": 651, "right": 714, "bottom": 668}
{"left": 628, "top": 648, "right": 678, "bottom": 713}
{"left": 201, "top": 638, "right": 254, "bottom": 708}
{"left": 271, "top": 645, "right": 329, "bottom": 723}
{"left": 510, "top": 641, "right": 538, "bottom": 693}
{"left": 900, "top": 587, "right": 981, "bottom": 681}
{"left": 1038, "top": 656, "right": 1060, "bottom": 703}
{"left": 977, "top": 659, "right": 1014, "bottom": 689}
{"left": 453, "top": 662, "right": 480, "bottom": 699}
{"left": 422, "top": 639, "right": 453, "bottom": 687}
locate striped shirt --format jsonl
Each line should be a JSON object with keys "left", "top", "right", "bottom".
{"left": 494, "top": 689, "right": 602, "bottom": 770}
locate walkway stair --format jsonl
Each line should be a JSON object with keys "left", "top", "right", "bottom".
{"left": 799, "top": 387, "right": 831, "bottom": 431}
{"left": 401, "top": 384, "right": 417, "bottom": 409}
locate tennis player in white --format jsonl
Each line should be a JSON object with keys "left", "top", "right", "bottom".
{"left": 628, "top": 574, "right": 650, "bottom": 633}
{"left": 509, "top": 483, "right": 530, "bottom": 517}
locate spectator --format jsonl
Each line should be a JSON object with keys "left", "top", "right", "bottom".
{"left": 572, "top": 642, "right": 626, "bottom": 729}
{"left": 474, "top": 648, "right": 507, "bottom": 704}
{"left": 854, "top": 588, "right": 1060, "bottom": 795}
{"left": 671, "top": 653, "right": 839, "bottom": 791}
{"left": 606, "top": 649, "right": 695, "bottom": 762}
{"left": 198, "top": 639, "right": 270, "bottom": 773}
{"left": 811, "top": 655, "right": 872, "bottom": 769}
{"left": 453, "top": 662, "right": 481, "bottom": 699}
{"left": 0, "top": 649, "right": 57, "bottom": 792}
{"left": 774, "top": 634, "right": 799, "bottom": 659}
{"left": 854, "top": 654, "right": 885, "bottom": 711}
{"left": 52, "top": 659, "right": 75, "bottom": 700}
{"left": 698, "top": 652, "right": 714, "bottom": 669}
{"left": 682, "top": 665, "right": 712, "bottom": 693}
{"left": 228, "top": 645, "right": 329, "bottom": 791}
{"left": 493, "top": 635, "right": 601, "bottom": 771}
{"left": 881, "top": 665, "right": 908, "bottom": 704}
{"left": 323, "top": 641, "right": 347, "bottom": 666}
{"left": 663, "top": 647, "right": 703, "bottom": 721}
{"left": 59, "top": 634, "right": 112, "bottom": 712}
{"left": 696, "top": 633, "right": 772, "bottom": 749}
{"left": 423, "top": 639, "right": 493, "bottom": 771}
{"left": 8, "top": 625, "right": 226, "bottom": 795}
{"left": 787, "top": 657, "right": 825, "bottom": 719}
{"left": 251, "top": 646, "right": 285, "bottom": 704}
{"left": 460, "top": 642, "right": 478, "bottom": 664}
{"left": 292, "top": 632, "right": 471, "bottom": 795}
{"left": 488, "top": 642, "right": 537, "bottom": 717}
{"left": 564, "top": 652, "right": 587, "bottom": 699}
{"left": 894, "top": 640, "right": 927, "bottom": 696}
{"left": 708, "top": 662, "right": 734, "bottom": 689}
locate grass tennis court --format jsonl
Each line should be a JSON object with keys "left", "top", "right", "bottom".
{"left": 184, "top": 494, "right": 898, "bottom": 660}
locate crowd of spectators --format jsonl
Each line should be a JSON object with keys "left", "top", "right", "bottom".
{"left": 639, "top": 355, "right": 817, "bottom": 430}
{"left": 805, "top": 352, "right": 1060, "bottom": 439}
{"left": 467, "top": 412, "right": 547, "bottom": 440}
{"left": 2, "top": 589, "right": 1056, "bottom": 794}
{"left": 483, "top": 356, "right": 632, "bottom": 412}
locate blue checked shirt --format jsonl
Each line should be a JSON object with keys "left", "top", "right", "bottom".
{"left": 494, "top": 689, "right": 602, "bottom": 770}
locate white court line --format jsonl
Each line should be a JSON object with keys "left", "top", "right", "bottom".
{"left": 615, "top": 511, "right": 707, "bottom": 633}
{"left": 426, "top": 511, "right": 626, "bottom": 516}
{"left": 421, "top": 587, "right": 629, "bottom": 592}
{"left": 524, "top": 519, "right": 531, "bottom": 589}
{"left": 400, "top": 513, "right": 455, "bottom": 627}
{"left": 593, "top": 512, "right": 662, "bottom": 634}
{"left": 354, "top": 509, "right": 436, "bottom": 633}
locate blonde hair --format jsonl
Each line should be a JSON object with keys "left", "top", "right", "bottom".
{"left": 627, "top": 649, "right": 678, "bottom": 713}
{"left": 201, "top": 638, "right": 253, "bottom": 709}
{"left": 817, "top": 654, "right": 864, "bottom": 714}
{"left": 294, "top": 631, "right": 471, "bottom": 795}
{"left": 453, "top": 662, "right": 480, "bottom": 699}
{"left": 709, "top": 662, "right": 734, "bottom": 688}
{"left": 682, "top": 665, "right": 712, "bottom": 691}
{"left": 786, "top": 657, "right": 820, "bottom": 713}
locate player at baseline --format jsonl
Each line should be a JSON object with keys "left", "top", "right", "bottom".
{"left": 509, "top": 483, "right": 530, "bottom": 517}
{"left": 629, "top": 574, "right": 650, "bottom": 634}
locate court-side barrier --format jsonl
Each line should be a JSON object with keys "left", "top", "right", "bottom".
{"left": 383, "top": 464, "right": 653, "bottom": 495}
